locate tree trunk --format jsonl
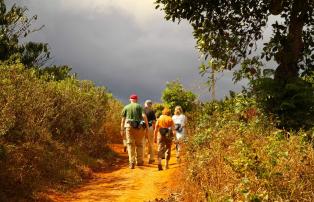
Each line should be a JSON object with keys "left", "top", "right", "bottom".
{"left": 270, "top": 0, "right": 283, "bottom": 15}
{"left": 274, "top": 0, "right": 306, "bottom": 81}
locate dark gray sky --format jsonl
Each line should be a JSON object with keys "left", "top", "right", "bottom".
{"left": 11, "top": 0, "right": 247, "bottom": 104}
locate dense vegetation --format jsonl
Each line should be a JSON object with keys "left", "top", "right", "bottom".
{"left": 175, "top": 94, "right": 314, "bottom": 201}
{"left": 157, "top": 82, "right": 314, "bottom": 201}
{"left": 0, "top": 62, "right": 122, "bottom": 201}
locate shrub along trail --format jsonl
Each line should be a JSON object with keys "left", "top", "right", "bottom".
{"left": 49, "top": 144, "right": 180, "bottom": 202}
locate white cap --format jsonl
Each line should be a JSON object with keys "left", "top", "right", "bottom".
{"left": 144, "top": 99, "right": 152, "bottom": 106}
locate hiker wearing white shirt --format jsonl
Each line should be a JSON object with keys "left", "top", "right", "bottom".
{"left": 172, "top": 106, "right": 187, "bottom": 163}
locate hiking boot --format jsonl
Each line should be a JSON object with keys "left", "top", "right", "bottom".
{"left": 129, "top": 163, "right": 135, "bottom": 169}
{"left": 158, "top": 164, "right": 163, "bottom": 171}
{"left": 148, "top": 159, "right": 155, "bottom": 164}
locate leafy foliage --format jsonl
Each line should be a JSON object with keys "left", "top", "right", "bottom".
{"left": 0, "top": 0, "right": 50, "bottom": 67}
{"left": 155, "top": 0, "right": 314, "bottom": 130}
{"left": 161, "top": 80, "right": 197, "bottom": 112}
{"left": 100, "top": 94, "right": 124, "bottom": 144}
{"left": 152, "top": 102, "right": 165, "bottom": 118}
{"left": 252, "top": 77, "right": 314, "bottom": 130}
{"left": 36, "top": 65, "right": 74, "bottom": 81}
{"left": 155, "top": 0, "right": 314, "bottom": 80}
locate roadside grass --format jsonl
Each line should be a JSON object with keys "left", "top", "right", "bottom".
{"left": 180, "top": 95, "right": 314, "bottom": 201}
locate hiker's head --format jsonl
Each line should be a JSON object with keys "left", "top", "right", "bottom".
{"left": 144, "top": 99, "right": 152, "bottom": 108}
{"left": 129, "top": 94, "right": 138, "bottom": 103}
{"left": 162, "top": 107, "right": 171, "bottom": 116}
{"left": 174, "top": 106, "right": 183, "bottom": 115}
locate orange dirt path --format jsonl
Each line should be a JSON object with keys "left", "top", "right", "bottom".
{"left": 49, "top": 144, "right": 180, "bottom": 202}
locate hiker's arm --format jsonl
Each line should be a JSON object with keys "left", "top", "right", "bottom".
{"left": 154, "top": 121, "right": 159, "bottom": 143}
{"left": 120, "top": 117, "right": 125, "bottom": 137}
{"left": 142, "top": 113, "right": 149, "bottom": 139}
{"left": 152, "top": 120, "right": 156, "bottom": 130}
{"left": 171, "top": 123, "right": 176, "bottom": 140}
{"left": 152, "top": 113, "right": 157, "bottom": 130}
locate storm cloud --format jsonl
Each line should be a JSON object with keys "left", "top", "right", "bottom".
{"left": 10, "top": 0, "right": 246, "bottom": 103}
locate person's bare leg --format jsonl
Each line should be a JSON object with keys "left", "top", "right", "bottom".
{"left": 165, "top": 160, "right": 169, "bottom": 169}
{"left": 158, "top": 157, "right": 163, "bottom": 170}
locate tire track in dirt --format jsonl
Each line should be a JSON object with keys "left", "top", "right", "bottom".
{"left": 49, "top": 144, "right": 180, "bottom": 202}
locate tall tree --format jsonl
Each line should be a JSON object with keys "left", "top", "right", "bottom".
{"left": 0, "top": 0, "right": 50, "bottom": 67}
{"left": 161, "top": 80, "right": 197, "bottom": 112}
{"left": 155, "top": 0, "right": 314, "bottom": 82}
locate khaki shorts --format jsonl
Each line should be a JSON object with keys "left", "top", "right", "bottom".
{"left": 157, "top": 133, "right": 172, "bottom": 160}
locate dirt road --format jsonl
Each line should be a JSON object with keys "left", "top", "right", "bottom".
{"left": 49, "top": 144, "right": 180, "bottom": 202}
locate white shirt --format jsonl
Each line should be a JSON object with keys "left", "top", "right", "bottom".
{"left": 172, "top": 114, "right": 186, "bottom": 139}
{"left": 172, "top": 114, "right": 186, "bottom": 126}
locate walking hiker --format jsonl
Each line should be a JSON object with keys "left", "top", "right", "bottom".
{"left": 172, "top": 106, "right": 187, "bottom": 163}
{"left": 121, "top": 94, "right": 149, "bottom": 169}
{"left": 154, "top": 108, "right": 176, "bottom": 171}
{"left": 143, "top": 99, "right": 156, "bottom": 164}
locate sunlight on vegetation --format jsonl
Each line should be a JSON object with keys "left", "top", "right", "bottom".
{"left": 181, "top": 94, "right": 314, "bottom": 201}
{"left": 0, "top": 62, "right": 122, "bottom": 201}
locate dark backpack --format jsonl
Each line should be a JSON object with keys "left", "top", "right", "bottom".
{"left": 128, "top": 120, "right": 140, "bottom": 128}
{"left": 159, "top": 128, "right": 169, "bottom": 136}
{"left": 174, "top": 124, "right": 183, "bottom": 133}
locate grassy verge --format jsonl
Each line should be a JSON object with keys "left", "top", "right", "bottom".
{"left": 180, "top": 95, "right": 314, "bottom": 201}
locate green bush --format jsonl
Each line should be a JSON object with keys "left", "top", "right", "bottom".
{"left": 252, "top": 77, "right": 314, "bottom": 130}
{"left": 161, "top": 80, "right": 197, "bottom": 112}
{"left": 46, "top": 79, "right": 108, "bottom": 142}
{"left": 99, "top": 94, "right": 124, "bottom": 144}
{"left": 0, "top": 62, "right": 119, "bottom": 200}
{"left": 152, "top": 102, "right": 165, "bottom": 118}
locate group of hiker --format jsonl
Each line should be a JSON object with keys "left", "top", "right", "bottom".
{"left": 120, "top": 94, "right": 186, "bottom": 170}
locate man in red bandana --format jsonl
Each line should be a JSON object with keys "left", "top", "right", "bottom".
{"left": 121, "top": 94, "right": 149, "bottom": 169}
